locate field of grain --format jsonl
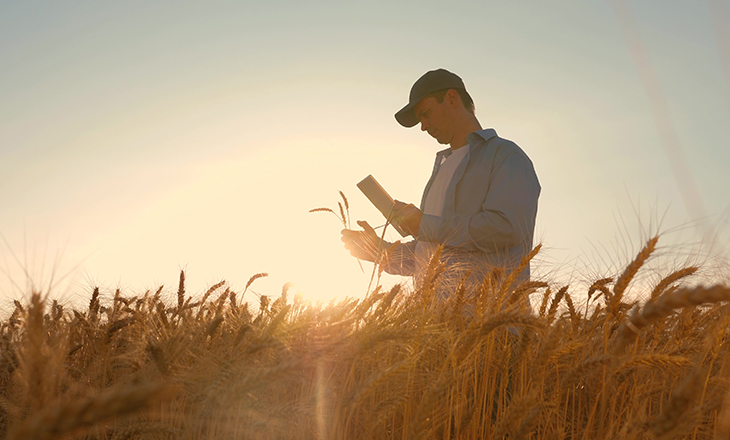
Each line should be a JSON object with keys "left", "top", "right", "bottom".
{"left": 1, "top": 236, "right": 729, "bottom": 439}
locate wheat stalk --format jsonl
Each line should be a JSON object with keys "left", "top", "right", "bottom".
{"left": 650, "top": 366, "right": 708, "bottom": 439}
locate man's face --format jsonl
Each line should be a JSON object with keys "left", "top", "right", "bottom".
{"left": 414, "top": 95, "right": 455, "bottom": 145}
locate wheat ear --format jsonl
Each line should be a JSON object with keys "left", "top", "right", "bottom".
{"left": 587, "top": 277, "right": 613, "bottom": 303}
{"left": 242, "top": 273, "right": 268, "bottom": 299}
{"left": 610, "top": 236, "right": 658, "bottom": 312}
{"left": 500, "top": 244, "right": 541, "bottom": 294}
{"left": 546, "top": 285, "right": 569, "bottom": 324}
{"left": 8, "top": 383, "right": 174, "bottom": 440}
{"left": 618, "top": 285, "right": 730, "bottom": 349}
{"left": 650, "top": 266, "right": 698, "bottom": 300}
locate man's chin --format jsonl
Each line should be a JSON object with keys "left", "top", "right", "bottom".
{"left": 428, "top": 132, "right": 449, "bottom": 145}
{"left": 429, "top": 134, "right": 443, "bottom": 143}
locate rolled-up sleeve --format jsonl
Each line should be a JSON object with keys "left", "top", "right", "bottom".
{"left": 417, "top": 148, "right": 540, "bottom": 253}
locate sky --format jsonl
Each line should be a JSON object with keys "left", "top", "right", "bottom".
{"left": 1, "top": 0, "right": 729, "bottom": 307}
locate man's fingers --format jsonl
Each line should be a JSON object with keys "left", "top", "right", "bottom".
{"left": 391, "top": 200, "right": 416, "bottom": 219}
{"left": 341, "top": 229, "right": 359, "bottom": 241}
{"left": 357, "top": 220, "right": 376, "bottom": 235}
{"left": 341, "top": 233, "right": 376, "bottom": 262}
{"left": 340, "top": 222, "right": 381, "bottom": 263}
{"left": 341, "top": 228, "right": 373, "bottom": 243}
{"left": 394, "top": 201, "right": 417, "bottom": 212}
{"left": 341, "top": 228, "right": 374, "bottom": 250}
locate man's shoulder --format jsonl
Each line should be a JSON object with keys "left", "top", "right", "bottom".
{"left": 469, "top": 129, "right": 529, "bottom": 161}
{"left": 469, "top": 129, "right": 540, "bottom": 187}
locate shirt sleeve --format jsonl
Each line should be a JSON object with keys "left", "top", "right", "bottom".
{"left": 416, "top": 147, "right": 540, "bottom": 253}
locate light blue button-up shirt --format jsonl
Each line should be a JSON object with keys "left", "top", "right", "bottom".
{"left": 385, "top": 128, "right": 541, "bottom": 290}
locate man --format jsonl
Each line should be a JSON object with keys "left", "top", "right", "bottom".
{"left": 341, "top": 68, "right": 540, "bottom": 294}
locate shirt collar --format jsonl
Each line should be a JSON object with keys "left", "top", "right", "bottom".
{"left": 467, "top": 128, "right": 498, "bottom": 144}
{"left": 436, "top": 129, "right": 498, "bottom": 159}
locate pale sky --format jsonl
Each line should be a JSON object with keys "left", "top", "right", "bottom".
{"left": 2, "top": 1, "right": 729, "bottom": 306}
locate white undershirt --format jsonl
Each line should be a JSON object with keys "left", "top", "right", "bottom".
{"left": 423, "top": 145, "right": 470, "bottom": 216}
{"left": 415, "top": 145, "right": 470, "bottom": 270}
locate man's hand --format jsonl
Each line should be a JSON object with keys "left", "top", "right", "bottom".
{"left": 341, "top": 220, "right": 380, "bottom": 262}
{"left": 392, "top": 200, "right": 423, "bottom": 237}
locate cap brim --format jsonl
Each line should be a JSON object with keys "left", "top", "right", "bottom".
{"left": 394, "top": 101, "right": 419, "bottom": 128}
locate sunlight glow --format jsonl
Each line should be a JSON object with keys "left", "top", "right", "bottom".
{"left": 1, "top": 1, "right": 728, "bottom": 308}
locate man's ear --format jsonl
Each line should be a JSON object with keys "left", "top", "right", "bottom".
{"left": 445, "top": 89, "right": 461, "bottom": 108}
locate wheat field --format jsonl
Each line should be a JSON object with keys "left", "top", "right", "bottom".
{"left": 1, "top": 237, "right": 730, "bottom": 439}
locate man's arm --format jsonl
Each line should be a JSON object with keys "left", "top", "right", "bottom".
{"left": 416, "top": 148, "right": 540, "bottom": 253}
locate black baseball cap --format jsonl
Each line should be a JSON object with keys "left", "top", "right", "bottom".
{"left": 394, "top": 68, "right": 466, "bottom": 128}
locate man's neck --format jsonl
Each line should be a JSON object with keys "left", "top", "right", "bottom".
{"left": 450, "top": 114, "right": 482, "bottom": 150}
